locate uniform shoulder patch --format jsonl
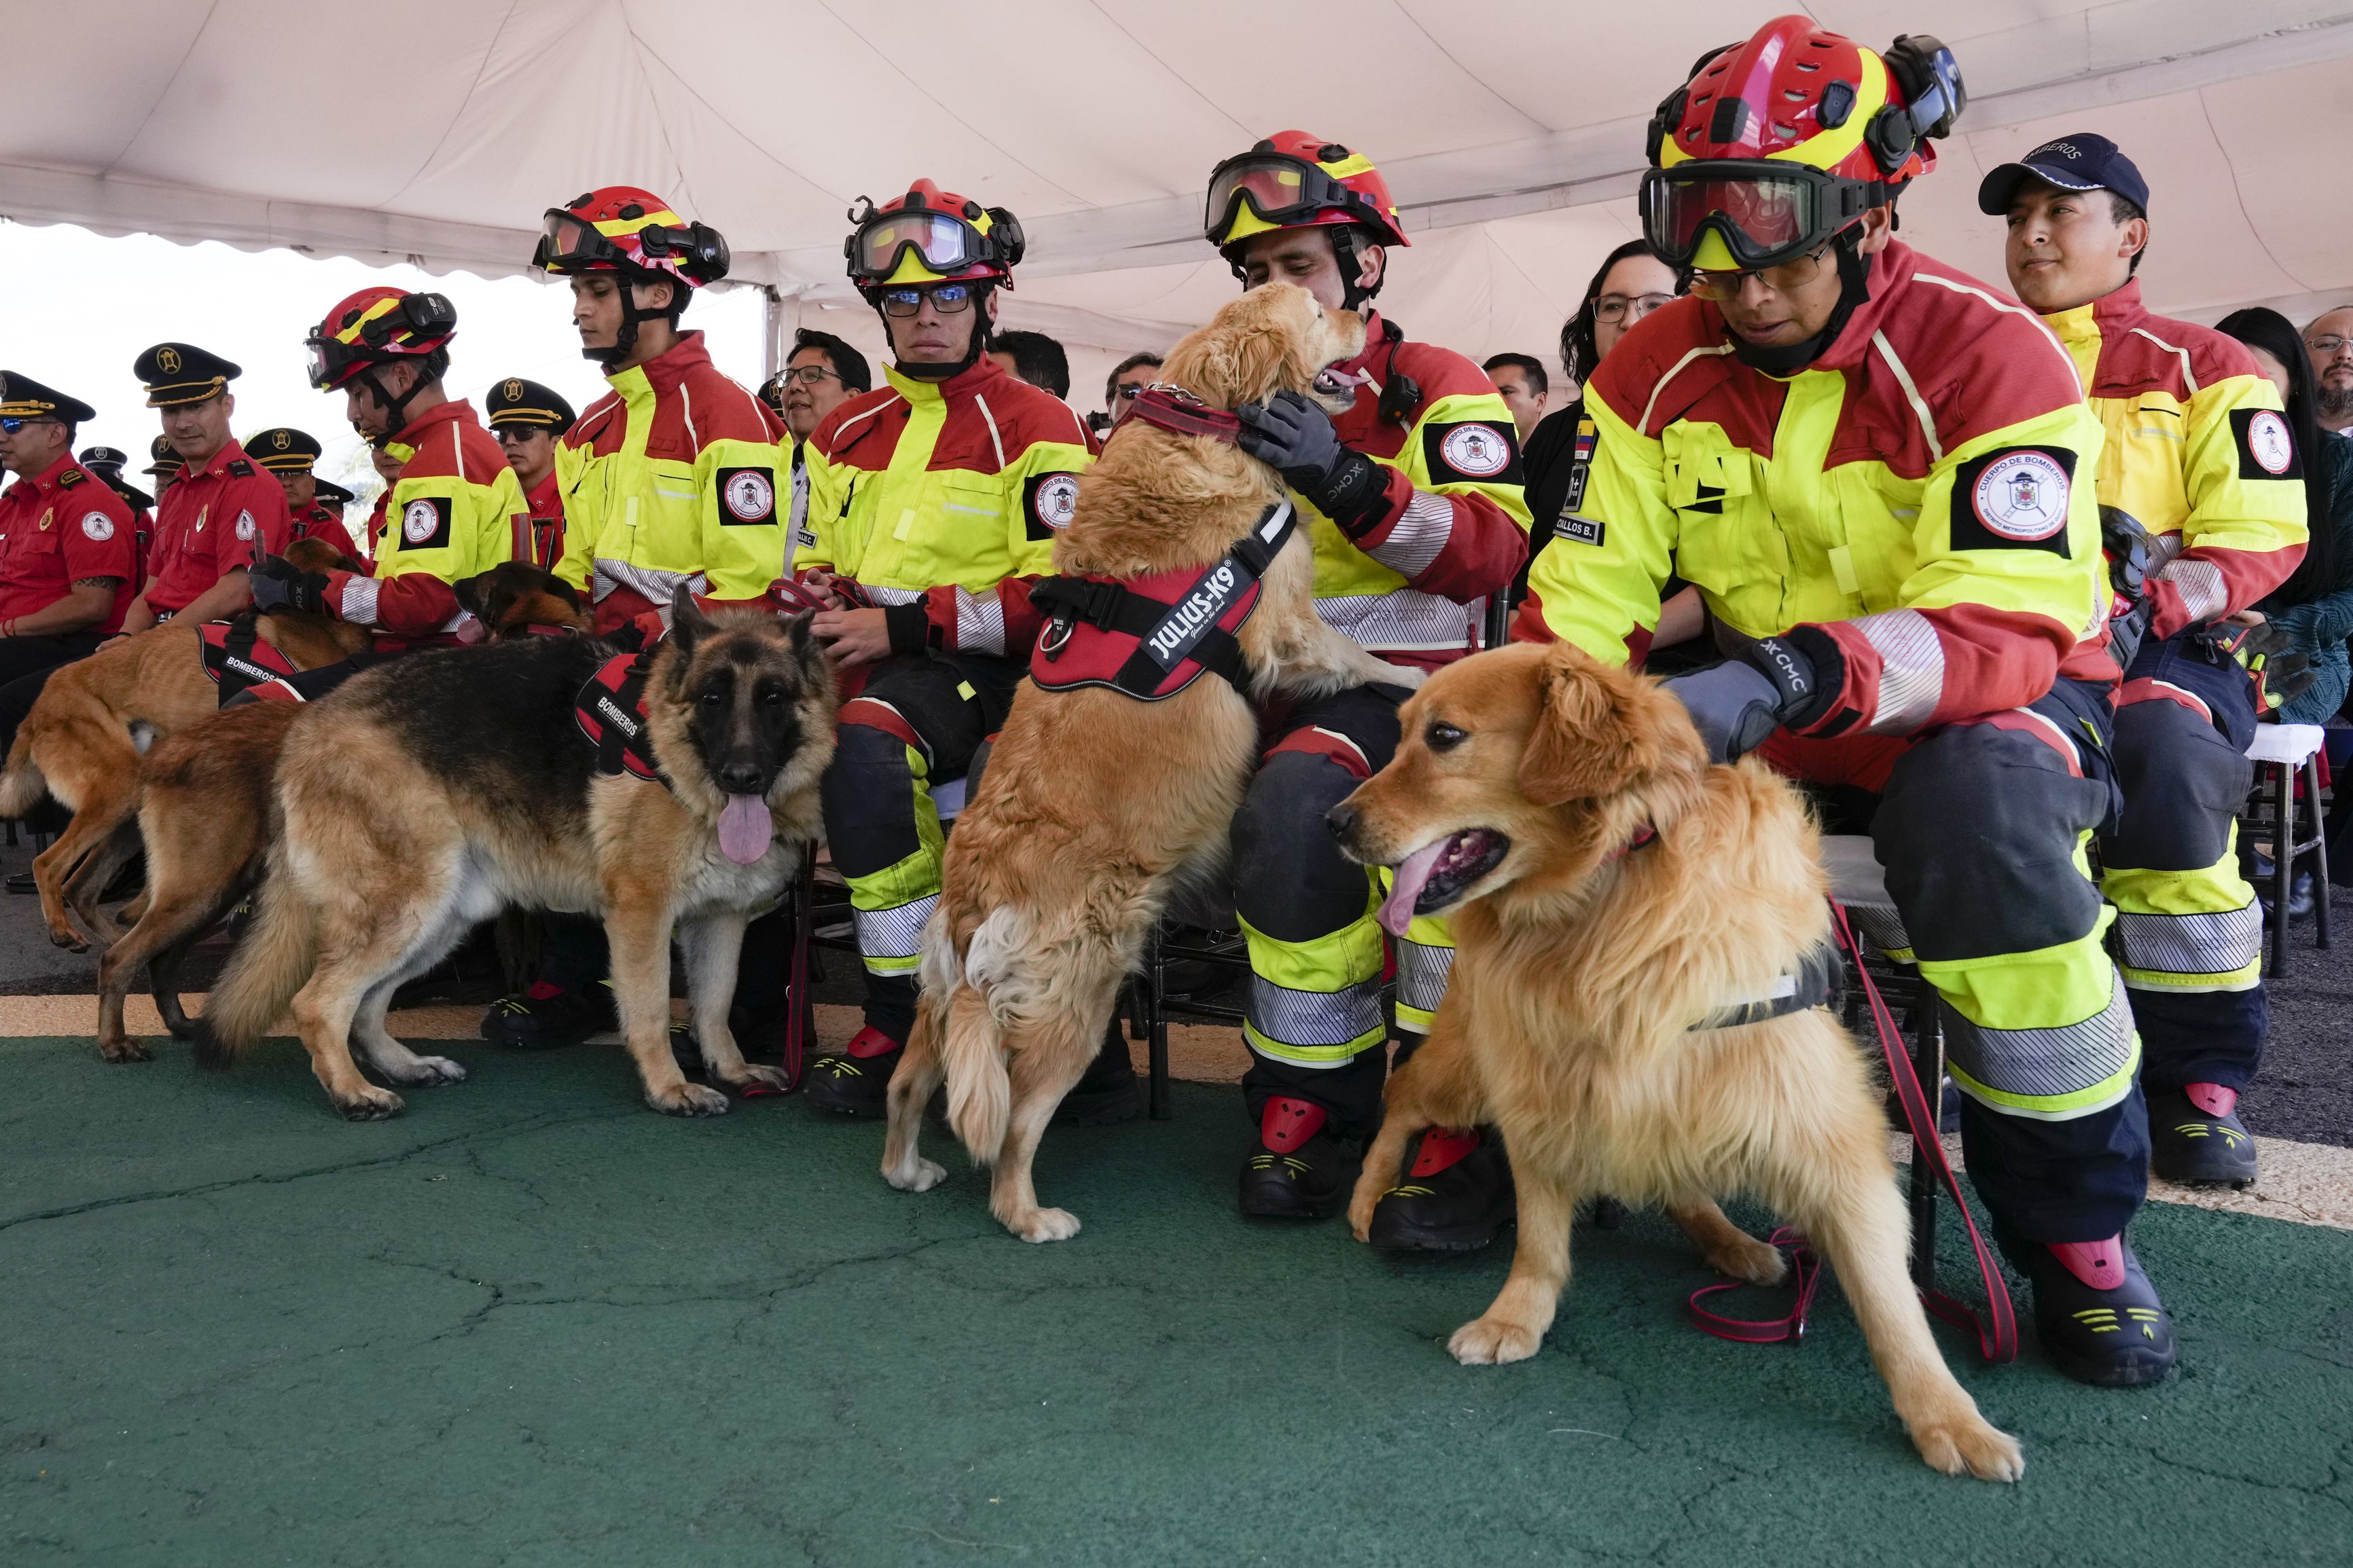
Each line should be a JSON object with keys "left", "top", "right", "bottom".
{"left": 1421, "top": 420, "right": 1524, "bottom": 487}
{"left": 1950, "top": 445, "right": 2075, "bottom": 557}
{"left": 56, "top": 467, "right": 84, "bottom": 488}
{"left": 717, "top": 467, "right": 777, "bottom": 526}
{"left": 80, "top": 511, "right": 116, "bottom": 543}
{"left": 1024, "top": 472, "right": 1081, "bottom": 540}
{"left": 234, "top": 509, "right": 258, "bottom": 542}
{"left": 2231, "top": 406, "right": 2304, "bottom": 480}
{"left": 399, "top": 496, "right": 452, "bottom": 551}
{"left": 226, "top": 458, "right": 255, "bottom": 477}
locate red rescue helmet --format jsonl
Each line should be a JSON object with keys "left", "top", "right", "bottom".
{"left": 844, "top": 179, "right": 1024, "bottom": 293}
{"left": 1640, "top": 17, "right": 1964, "bottom": 274}
{"left": 533, "top": 185, "right": 730, "bottom": 288}
{"left": 1204, "top": 131, "right": 1409, "bottom": 254}
{"left": 304, "top": 287, "right": 458, "bottom": 393}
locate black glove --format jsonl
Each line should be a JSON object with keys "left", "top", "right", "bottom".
{"left": 1661, "top": 637, "right": 1820, "bottom": 763}
{"left": 2197, "top": 619, "right": 2317, "bottom": 714}
{"left": 249, "top": 554, "right": 331, "bottom": 617}
{"left": 1234, "top": 390, "right": 1387, "bottom": 533}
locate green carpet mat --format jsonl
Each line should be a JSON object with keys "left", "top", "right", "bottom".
{"left": 3, "top": 1036, "right": 2350, "bottom": 1566}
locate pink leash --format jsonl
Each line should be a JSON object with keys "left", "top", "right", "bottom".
{"left": 738, "top": 867, "right": 814, "bottom": 1097}
{"left": 1685, "top": 901, "right": 2018, "bottom": 1362}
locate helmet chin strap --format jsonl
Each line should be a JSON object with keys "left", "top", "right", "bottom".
{"left": 352, "top": 365, "right": 426, "bottom": 447}
{"left": 882, "top": 285, "right": 993, "bottom": 382}
{"left": 1729, "top": 228, "right": 1871, "bottom": 376}
{"left": 586, "top": 275, "right": 672, "bottom": 371}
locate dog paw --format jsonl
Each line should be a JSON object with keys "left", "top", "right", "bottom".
{"left": 728, "top": 1063, "right": 791, "bottom": 1092}
{"left": 1007, "top": 1207, "right": 1082, "bottom": 1244}
{"left": 1705, "top": 1233, "right": 1789, "bottom": 1288}
{"left": 647, "top": 1081, "right": 731, "bottom": 1117}
{"left": 1911, "top": 1412, "right": 2025, "bottom": 1483}
{"left": 885, "top": 1158, "right": 948, "bottom": 1193}
{"left": 382, "top": 1055, "right": 467, "bottom": 1086}
{"left": 47, "top": 929, "right": 88, "bottom": 953}
{"left": 97, "top": 1038, "right": 153, "bottom": 1064}
{"left": 1448, "top": 1315, "right": 1543, "bottom": 1366}
{"left": 1348, "top": 1194, "right": 1380, "bottom": 1244}
{"left": 336, "top": 1086, "right": 406, "bottom": 1121}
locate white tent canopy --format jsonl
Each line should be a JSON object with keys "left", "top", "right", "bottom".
{"left": 10, "top": 1, "right": 2353, "bottom": 401}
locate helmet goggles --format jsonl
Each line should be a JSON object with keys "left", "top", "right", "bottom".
{"left": 845, "top": 206, "right": 1016, "bottom": 289}
{"left": 533, "top": 209, "right": 728, "bottom": 282}
{"left": 1640, "top": 162, "right": 1878, "bottom": 273}
{"left": 1204, "top": 151, "right": 1365, "bottom": 245}
{"left": 302, "top": 291, "right": 457, "bottom": 391}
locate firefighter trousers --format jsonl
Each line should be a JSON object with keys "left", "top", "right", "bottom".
{"left": 1761, "top": 677, "right": 2148, "bottom": 1243}
{"left": 2102, "top": 631, "right": 2265, "bottom": 1094}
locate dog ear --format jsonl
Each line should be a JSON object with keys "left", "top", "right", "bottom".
{"left": 783, "top": 608, "right": 815, "bottom": 657}
{"left": 1518, "top": 652, "right": 1665, "bottom": 808}
{"left": 539, "top": 569, "right": 583, "bottom": 611}
{"left": 670, "top": 582, "right": 715, "bottom": 654}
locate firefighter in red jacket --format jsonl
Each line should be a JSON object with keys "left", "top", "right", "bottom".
{"left": 1201, "top": 133, "right": 1532, "bottom": 1226}
{"left": 793, "top": 180, "right": 1115, "bottom": 1118}
{"left": 247, "top": 428, "right": 363, "bottom": 562}
{"left": 1524, "top": 18, "right": 2179, "bottom": 1387}
{"left": 485, "top": 377, "right": 576, "bottom": 570}
{"left": 117, "top": 343, "right": 291, "bottom": 638}
{"left": 75, "top": 446, "right": 154, "bottom": 589}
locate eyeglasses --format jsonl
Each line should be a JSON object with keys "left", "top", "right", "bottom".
{"left": 1113, "top": 382, "right": 1149, "bottom": 401}
{"left": 0, "top": 416, "right": 57, "bottom": 435}
{"left": 1686, "top": 244, "right": 1834, "bottom": 302}
{"left": 1592, "top": 293, "right": 1676, "bottom": 324}
{"left": 2307, "top": 334, "right": 2352, "bottom": 356}
{"left": 876, "top": 282, "right": 977, "bottom": 318}
{"left": 492, "top": 425, "right": 545, "bottom": 445}
{"left": 775, "top": 364, "right": 842, "bottom": 386}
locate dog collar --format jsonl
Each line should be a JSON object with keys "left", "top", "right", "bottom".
{"left": 1689, "top": 941, "right": 1842, "bottom": 1033}
{"left": 1124, "top": 384, "right": 1242, "bottom": 443}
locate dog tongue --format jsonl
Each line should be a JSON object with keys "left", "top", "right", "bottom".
{"left": 718, "top": 795, "right": 772, "bottom": 864}
{"left": 452, "top": 612, "right": 488, "bottom": 645}
{"left": 1378, "top": 837, "right": 1450, "bottom": 938}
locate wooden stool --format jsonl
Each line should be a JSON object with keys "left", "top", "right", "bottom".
{"left": 2244, "top": 723, "right": 2331, "bottom": 976}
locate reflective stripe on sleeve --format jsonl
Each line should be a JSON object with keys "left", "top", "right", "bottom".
{"left": 1313, "top": 589, "right": 1479, "bottom": 653}
{"left": 338, "top": 575, "right": 380, "bottom": 625}
{"left": 1852, "top": 607, "right": 1945, "bottom": 733}
{"left": 2163, "top": 557, "right": 2229, "bottom": 623}
{"left": 954, "top": 587, "right": 1005, "bottom": 655}
{"left": 1367, "top": 491, "right": 1455, "bottom": 579}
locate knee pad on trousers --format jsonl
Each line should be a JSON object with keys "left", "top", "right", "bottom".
{"left": 1231, "top": 750, "right": 1374, "bottom": 942}
{"left": 1875, "top": 721, "right": 2109, "bottom": 962}
{"left": 2108, "top": 697, "right": 2255, "bottom": 873}
{"left": 822, "top": 721, "right": 923, "bottom": 880}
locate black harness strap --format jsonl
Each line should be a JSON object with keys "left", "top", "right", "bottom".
{"left": 1689, "top": 942, "right": 1843, "bottom": 1032}
{"left": 574, "top": 644, "right": 672, "bottom": 790}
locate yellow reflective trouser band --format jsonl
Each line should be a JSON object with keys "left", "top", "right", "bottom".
{"left": 2103, "top": 843, "right": 2262, "bottom": 993}
{"left": 845, "top": 742, "right": 945, "bottom": 977}
{"left": 1239, "top": 899, "right": 1388, "bottom": 1067}
{"left": 1845, "top": 903, "right": 1914, "bottom": 965}
{"left": 1920, "top": 917, "right": 2139, "bottom": 1121}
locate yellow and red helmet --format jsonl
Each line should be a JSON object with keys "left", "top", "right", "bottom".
{"left": 533, "top": 186, "right": 730, "bottom": 288}
{"left": 1204, "top": 131, "right": 1409, "bottom": 253}
{"left": 304, "top": 287, "right": 458, "bottom": 392}
{"left": 844, "top": 179, "right": 1024, "bottom": 292}
{"left": 1640, "top": 17, "right": 1964, "bottom": 272}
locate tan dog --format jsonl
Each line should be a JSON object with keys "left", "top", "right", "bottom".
{"left": 0, "top": 535, "right": 367, "bottom": 950}
{"left": 88, "top": 564, "right": 593, "bottom": 1065}
{"left": 882, "top": 282, "right": 1414, "bottom": 1241}
{"left": 1329, "top": 642, "right": 2023, "bottom": 1482}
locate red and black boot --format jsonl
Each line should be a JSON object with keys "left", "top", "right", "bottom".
{"left": 1367, "top": 1125, "right": 1516, "bottom": 1252}
{"left": 806, "top": 1026, "right": 902, "bottom": 1118}
{"left": 1238, "top": 1097, "right": 1354, "bottom": 1220}
{"left": 2148, "top": 1082, "right": 2259, "bottom": 1188}
{"left": 2012, "top": 1234, "right": 2177, "bottom": 1387}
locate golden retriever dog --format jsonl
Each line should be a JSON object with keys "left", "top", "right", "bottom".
{"left": 1327, "top": 642, "right": 2023, "bottom": 1482}
{"left": 881, "top": 282, "right": 1414, "bottom": 1241}
{"left": 0, "top": 534, "right": 367, "bottom": 950}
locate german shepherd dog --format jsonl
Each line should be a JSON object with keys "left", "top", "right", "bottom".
{"left": 0, "top": 534, "right": 367, "bottom": 951}
{"left": 87, "top": 564, "right": 592, "bottom": 1065}
{"left": 1329, "top": 643, "right": 2022, "bottom": 1481}
{"left": 880, "top": 282, "right": 1416, "bottom": 1242}
{"left": 192, "top": 586, "right": 834, "bottom": 1120}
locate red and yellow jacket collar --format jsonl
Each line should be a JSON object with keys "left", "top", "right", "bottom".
{"left": 880, "top": 354, "right": 1014, "bottom": 406}
{"left": 617, "top": 330, "right": 716, "bottom": 398}
{"left": 384, "top": 397, "right": 484, "bottom": 463}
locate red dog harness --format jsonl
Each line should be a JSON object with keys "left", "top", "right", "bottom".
{"left": 573, "top": 645, "right": 669, "bottom": 786}
{"left": 1028, "top": 499, "right": 1295, "bottom": 701}
{"left": 198, "top": 614, "right": 303, "bottom": 706}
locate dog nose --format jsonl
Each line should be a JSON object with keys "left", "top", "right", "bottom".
{"left": 717, "top": 763, "right": 765, "bottom": 795}
{"left": 1325, "top": 803, "right": 1359, "bottom": 845}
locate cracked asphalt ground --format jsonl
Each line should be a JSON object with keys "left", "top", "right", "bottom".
{"left": 5, "top": 1039, "right": 2353, "bottom": 1567}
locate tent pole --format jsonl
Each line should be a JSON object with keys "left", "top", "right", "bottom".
{"left": 762, "top": 287, "right": 784, "bottom": 380}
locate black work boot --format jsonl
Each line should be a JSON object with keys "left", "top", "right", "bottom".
{"left": 2148, "top": 1082, "right": 2259, "bottom": 1188}
{"left": 806, "top": 1027, "right": 902, "bottom": 1118}
{"left": 1367, "top": 1125, "right": 1516, "bottom": 1251}
{"left": 1238, "top": 1097, "right": 1353, "bottom": 1220}
{"left": 1055, "top": 1022, "right": 1143, "bottom": 1126}
{"left": 481, "top": 981, "right": 616, "bottom": 1051}
{"left": 2011, "top": 1234, "right": 2177, "bottom": 1387}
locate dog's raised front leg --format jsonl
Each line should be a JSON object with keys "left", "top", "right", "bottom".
{"left": 1449, "top": 1161, "right": 1576, "bottom": 1366}
{"left": 679, "top": 911, "right": 786, "bottom": 1093}
{"left": 605, "top": 893, "right": 725, "bottom": 1116}
{"left": 1350, "top": 1009, "right": 1481, "bottom": 1240}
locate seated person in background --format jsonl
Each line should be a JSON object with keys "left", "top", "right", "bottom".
{"left": 240, "top": 289, "right": 527, "bottom": 694}
{"left": 2305, "top": 306, "right": 2353, "bottom": 437}
{"left": 1511, "top": 239, "right": 1706, "bottom": 669}
{"left": 1481, "top": 352, "right": 1547, "bottom": 442}
{"left": 795, "top": 179, "right": 1111, "bottom": 1118}
{"left": 1100, "top": 351, "right": 1162, "bottom": 434}
{"left": 115, "top": 342, "right": 290, "bottom": 639}
{"left": 246, "top": 427, "right": 363, "bottom": 561}
{"left": 75, "top": 445, "right": 155, "bottom": 587}
{"left": 361, "top": 442, "right": 402, "bottom": 552}
{"left": 0, "top": 373, "right": 139, "bottom": 763}
{"left": 764, "top": 329, "right": 872, "bottom": 544}
{"left": 985, "top": 327, "right": 1073, "bottom": 403}
{"left": 484, "top": 378, "right": 577, "bottom": 569}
